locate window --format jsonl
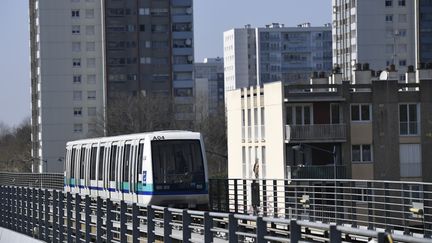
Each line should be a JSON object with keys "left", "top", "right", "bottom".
{"left": 352, "top": 144, "right": 372, "bottom": 163}
{"left": 87, "top": 74, "right": 96, "bottom": 84}
{"left": 88, "top": 107, "right": 97, "bottom": 116}
{"left": 174, "top": 88, "right": 192, "bottom": 97}
{"left": 73, "top": 91, "right": 82, "bottom": 100}
{"left": 98, "top": 147, "right": 105, "bottom": 180}
{"left": 123, "top": 144, "right": 131, "bottom": 182}
{"left": 87, "top": 91, "right": 96, "bottom": 100}
{"left": 73, "top": 58, "right": 81, "bottom": 67}
{"left": 72, "top": 10, "right": 80, "bottom": 17}
{"left": 139, "top": 25, "right": 145, "bottom": 32}
{"left": 72, "top": 42, "right": 81, "bottom": 52}
{"left": 399, "top": 104, "right": 419, "bottom": 135}
{"left": 385, "top": 0, "right": 392, "bottom": 7}
{"left": 385, "top": 15, "right": 393, "bottom": 22}
{"left": 331, "top": 104, "right": 340, "bottom": 124}
{"left": 109, "top": 145, "right": 118, "bottom": 181}
{"left": 85, "top": 9, "right": 94, "bottom": 18}
{"left": 399, "top": 59, "right": 406, "bottom": 66}
{"left": 261, "top": 146, "right": 266, "bottom": 178}
{"left": 398, "top": 0, "right": 405, "bottom": 6}
{"left": 400, "top": 144, "right": 421, "bottom": 177}
{"left": 140, "top": 57, "right": 151, "bottom": 64}
{"left": 242, "top": 147, "right": 246, "bottom": 178}
{"left": 139, "top": 8, "right": 150, "bottom": 15}
{"left": 73, "top": 75, "right": 82, "bottom": 83}
{"left": 351, "top": 104, "right": 371, "bottom": 121}
{"left": 86, "top": 25, "right": 95, "bottom": 35}
{"left": 90, "top": 147, "right": 97, "bottom": 180}
{"left": 286, "top": 105, "right": 313, "bottom": 125}
{"left": 87, "top": 58, "right": 96, "bottom": 68}
{"left": 86, "top": 42, "right": 95, "bottom": 51}
{"left": 72, "top": 25, "right": 80, "bottom": 34}
{"left": 73, "top": 107, "right": 82, "bottom": 116}
{"left": 73, "top": 123, "right": 83, "bottom": 133}
{"left": 79, "top": 148, "right": 86, "bottom": 179}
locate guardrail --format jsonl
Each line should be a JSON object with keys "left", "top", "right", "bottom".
{"left": 0, "top": 172, "right": 63, "bottom": 190}
{"left": 0, "top": 185, "right": 429, "bottom": 243}
{"left": 209, "top": 179, "right": 432, "bottom": 239}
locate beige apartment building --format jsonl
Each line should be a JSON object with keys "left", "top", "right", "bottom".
{"left": 226, "top": 65, "right": 432, "bottom": 182}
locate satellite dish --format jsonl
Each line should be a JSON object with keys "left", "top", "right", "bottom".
{"left": 186, "top": 8, "right": 192, "bottom": 14}
{"left": 187, "top": 55, "right": 193, "bottom": 62}
{"left": 379, "top": 70, "right": 389, "bottom": 80}
{"left": 185, "top": 39, "right": 192, "bottom": 46}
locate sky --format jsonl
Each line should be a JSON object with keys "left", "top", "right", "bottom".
{"left": 0, "top": 0, "right": 331, "bottom": 127}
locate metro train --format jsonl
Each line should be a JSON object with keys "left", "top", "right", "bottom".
{"left": 63, "top": 131, "right": 209, "bottom": 208}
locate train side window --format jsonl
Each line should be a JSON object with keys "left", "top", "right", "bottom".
{"left": 98, "top": 146, "right": 105, "bottom": 180}
{"left": 90, "top": 146, "right": 97, "bottom": 180}
{"left": 65, "top": 149, "right": 70, "bottom": 179}
{"left": 137, "top": 143, "right": 144, "bottom": 181}
{"left": 110, "top": 145, "right": 117, "bottom": 181}
{"left": 80, "top": 147, "right": 86, "bottom": 180}
{"left": 71, "top": 148, "right": 76, "bottom": 178}
{"left": 123, "top": 144, "right": 131, "bottom": 182}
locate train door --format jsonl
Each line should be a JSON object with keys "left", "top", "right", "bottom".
{"left": 64, "top": 147, "right": 71, "bottom": 192}
{"left": 101, "top": 144, "right": 111, "bottom": 199}
{"left": 80, "top": 145, "right": 90, "bottom": 195}
{"left": 71, "top": 145, "right": 80, "bottom": 194}
{"left": 89, "top": 143, "right": 98, "bottom": 197}
{"left": 96, "top": 144, "right": 106, "bottom": 198}
{"left": 122, "top": 141, "right": 134, "bottom": 202}
{"left": 108, "top": 142, "right": 121, "bottom": 200}
{"left": 129, "top": 140, "right": 140, "bottom": 203}
{"left": 138, "top": 138, "right": 152, "bottom": 205}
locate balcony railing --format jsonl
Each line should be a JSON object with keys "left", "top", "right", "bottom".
{"left": 286, "top": 124, "right": 346, "bottom": 142}
{"left": 286, "top": 165, "right": 347, "bottom": 179}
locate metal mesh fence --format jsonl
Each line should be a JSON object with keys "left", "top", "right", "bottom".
{"left": 0, "top": 172, "right": 63, "bottom": 190}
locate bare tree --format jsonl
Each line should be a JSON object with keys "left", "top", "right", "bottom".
{"left": 96, "top": 93, "right": 176, "bottom": 136}
{"left": 0, "top": 118, "right": 32, "bottom": 172}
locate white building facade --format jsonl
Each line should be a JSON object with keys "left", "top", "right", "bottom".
{"left": 332, "top": 0, "right": 416, "bottom": 82}
{"left": 30, "top": 0, "right": 105, "bottom": 172}
{"left": 223, "top": 23, "right": 332, "bottom": 92}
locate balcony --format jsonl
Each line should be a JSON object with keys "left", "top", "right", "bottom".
{"left": 287, "top": 165, "right": 347, "bottom": 179}
{"left": 285, "top": 124, "right": 346, "bottom": 142}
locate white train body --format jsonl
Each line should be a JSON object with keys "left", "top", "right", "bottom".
{"left": 63, "top": 131, "right": 209, "bottom": 208}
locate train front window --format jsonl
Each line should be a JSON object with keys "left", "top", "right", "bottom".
{"left": 151, "top": 140, "right": 205, "bottom": 190}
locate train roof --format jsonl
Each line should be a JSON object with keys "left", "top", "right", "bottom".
{"left": 66, "top": 130, "right": 200, "bottom": 146}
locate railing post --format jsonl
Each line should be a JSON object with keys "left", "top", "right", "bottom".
{"left": 256, "top": 216, "right": 267, "bottom": 243}
{"left": 17, "top": 187, "right": 22, "bottom": 233}
{"left": 367, "top": 181, "right": 374, "bottom": 230}
{"left": 85, "top": 195, "right": 91, "bottom": 243}
{"left": 163, "top": 207, "right": 172, "bottom": 243}
{"left": 38, "top": 188, "right": 43, "bottom": 240}
{"left": 66, "top": 192, "right": 72, "bottom": 242}
{"left": 330, "top": 225, "right": 341, "bottom": 243}
{"left": 384, "top": 183, "right": 390, "bottom": 233}
{"left": 350, "top": 181, "right": 357, "bottom": 228}
{"left": 96, "top": 197, "right": 103, "bottom": 243}
{"left": 120, "top": 200, "right": 127, "bottom": 243}
{"left": 132, "top": 203, "right": 139, "bottom": 243}
{"left": 32, "top": 188, "right": 38, "bottom": 238}
{"left": 284, "top": 180, "right": 289, "bottom": 219}
{"left": 53, "top": 190, "right": 58, "bottom": 242}
{"left": 75, "top": 193, "right": 82, "bottom": 243}
{"left": 216, "top": 179, "right": 221, "bottom": 211}
{"left": 242, "top": 180, "right": 247, "bottom": 214}
{"left": 106, "top": 199, "right": 113, "bottom": 242}
{"left": 203, "top": 211, "right": 213, "bottom": 243}
{"left": 209, "top": 180, "right": 214, "bottom": 211}
{"left": 228, "top": 213, "right": 238, "bottom": 242}
{"left": 182, "top": 209, "right": 191, "bottom": 242}
{"left": 424, "top": 184, "right": 431, "bottom": 238}
{"left": 147, "top": 206, "right": 155, "bottom": 243}
{"left": 233, "top": 179, "right": 238, "bottom": 213}
{"left": 0, "top": 187, "right": 3, "bottom": 228}
{"left": 58, "top": 192, "right": 65, "bottom": 243}
{"left": 262, "top": 180, "right": 267, "bottom": 217}
{"left": 44, "top": 189, "right": 49, "bottom": 241}
{"left": 273, "top": 180, "right": 278, "bottom": 219}
{"left": 290, "top": 220, "right": 301, "bottom": 243}
{"left": 26, "top": 187, "right": 31, "bottom": 236}
{"left": 12, "top": 187, "right": 17, "bottom": 232}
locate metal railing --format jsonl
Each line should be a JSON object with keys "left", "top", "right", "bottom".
{"left": 287, "top": 165, "right": 347, "bottom": 179}
{"left": 0, "top": 172, "right": 63, "bottom": 190}
{"left": 209, "top": 179, "right": 432, "bottom": 239}
{"left": 286, "top": 124, "right": 347, "bottom": 142}
{"left": 0, "top": 185, "right": 429, "bottom": 243}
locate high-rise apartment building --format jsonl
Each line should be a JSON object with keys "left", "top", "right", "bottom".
{"left": 30, "top": 0, "right": 195, "bottom": 172}
{"left": 104, "top": 0, "right": 195, "bottom": 123}
{"left": 194, "top": 58, "right": 224, "bottom": 121}
{"left": 30, "top": 0, "right": 105, "bottom": 172}
{"left": 224, "top": 23, "right": 332, "bottom": 91}
{"left": 415, "top": 0, "right": 432, "bottom": 66}
{"left": 332, "top": 0, "right": 416, "bottom": 82}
